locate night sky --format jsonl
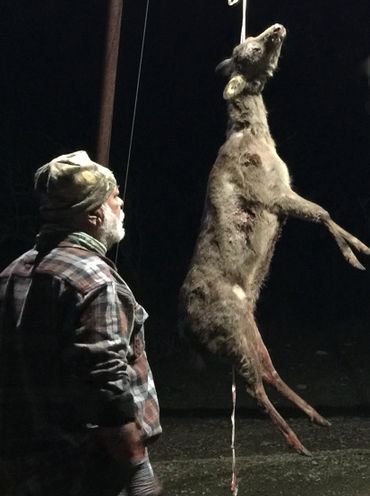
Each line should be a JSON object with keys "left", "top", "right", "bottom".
{"left": 1, "top": 1, "right": 370, "bottom": 356}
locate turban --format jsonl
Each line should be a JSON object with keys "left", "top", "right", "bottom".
{"left": 34, "top": 151, "right": 117, "bottom": 221}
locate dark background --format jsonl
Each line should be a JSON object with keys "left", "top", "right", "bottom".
{"left": 1, "top": 0, "right": 370, "bottom": 359}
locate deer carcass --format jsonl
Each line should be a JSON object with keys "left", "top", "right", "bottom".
{"left": 179, "top": 24, "right": 370, "bottom": 455}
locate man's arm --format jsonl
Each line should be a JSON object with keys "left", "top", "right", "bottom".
{"left": 64, "top": 282, "right": 161, "bottom": 494}
{"left": 65, "top": 282, "right": 137, "bottom": 427}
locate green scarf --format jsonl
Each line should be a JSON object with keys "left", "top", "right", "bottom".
{"left": 36, "top": 227, "right": 107, "bottom": 257}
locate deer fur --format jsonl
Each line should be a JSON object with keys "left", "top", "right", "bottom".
{"left": 179, "top": 24, "right": 370, "bottom": 455}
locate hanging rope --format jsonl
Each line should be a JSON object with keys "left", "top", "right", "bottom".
{"left": 226, "top": 3, "right": 249, "bottom": 493}
{"left": 115, "top": 0, "right": 150, "bottom": 265}
{"left": 227, "top": 0, "right": 248, "bottom": 43}
{"left": 240, "top": 0, "right": 248, "bottom": 42}
{"left": 230, "top": 366, "right": 239, "bottom": 496}
{"left": 122, "top": 0, "right": 150, "bottom": 203}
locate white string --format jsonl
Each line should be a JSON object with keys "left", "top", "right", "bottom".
{"left": 229, "top": 3, "right": 247, "bottom": 486}
{"left": 115, "top": 0, "right": 150, "bottom": 265}
{"left": 240, "top": 0, "right": 247, "bottom": 42}
{"left": 122, "top": 0, "right": 150, "bottom": 203}
{"left": 226, "top": 3, "right": 248, "bottom": 493}
{"left": 230, "top": 366, "right": 238, "bottom": 495}
{"left": 227, "top": 0, "right": 248, "bottom": 42}
{"left": 226, "top": 4, "right": 246, "bottom": 491}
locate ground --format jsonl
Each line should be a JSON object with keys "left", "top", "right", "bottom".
{"left": 149, "top": 327, "right": 370, "bottom": 495}
{"left": 151, "top": 416, "right": 370, "bottom": 496}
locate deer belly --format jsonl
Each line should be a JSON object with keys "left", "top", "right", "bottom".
{"left": 245, "top": 211, "right": 280, "bottom": 287}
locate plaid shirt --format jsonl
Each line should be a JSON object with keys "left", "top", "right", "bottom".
{"left": 0, "top": 233, "right": 161, "bottom": 464}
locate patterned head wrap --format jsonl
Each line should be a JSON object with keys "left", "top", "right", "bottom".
{"left": 34, "top": 151, "right": 117, "bottom": 221}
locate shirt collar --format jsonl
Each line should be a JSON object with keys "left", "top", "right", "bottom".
{"left": 66, "top": 231, "right": 107, "bottom": 256}
{"left": 36, "top": 227, "right": 107, "bottom": 257}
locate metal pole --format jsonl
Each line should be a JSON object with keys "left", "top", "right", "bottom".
{"left": 96, "top": 0, "right": 123, "bottom": 166}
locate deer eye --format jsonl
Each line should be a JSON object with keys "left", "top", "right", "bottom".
{"left": 243, "top": 43, "right": 263, "bottom": 60}
{"left": 251, "top": 45, "right": 262, "bottom": 54}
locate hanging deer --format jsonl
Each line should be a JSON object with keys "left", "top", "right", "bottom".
{"left": 179, "top": 24, "right": 370, "bottom": 455}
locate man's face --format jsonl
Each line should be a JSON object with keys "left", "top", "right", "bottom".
{"left": 105, "top": 187, "right": 124, "bottom": 219}
{"left": 99, "top": 187, "right": 125, "bottom": 249}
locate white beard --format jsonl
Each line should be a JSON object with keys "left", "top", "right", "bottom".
{"left": 98, "top": 203, "right": 125, "bottom": 250}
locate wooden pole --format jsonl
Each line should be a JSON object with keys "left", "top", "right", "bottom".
{"left": 96, "top": 0, "right": 123, "bottom": 166}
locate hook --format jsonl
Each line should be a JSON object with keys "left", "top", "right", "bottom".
{"left": 228, "top": 0, "right": 241, "bottom": 5}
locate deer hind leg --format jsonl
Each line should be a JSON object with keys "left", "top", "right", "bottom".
{"left": 254, "top": 325, "right": 330, "bottom": 427}
{"left": 254, "top": 383, "right": 311, "bottom": 456}
{"left": 208, "top": 287, "right": 317, "bottom": 455}
{"left": 231, "top": 328, "right": 311, "bottom": 455}
{"left": 236, "top": 351, "right": 311, "bottom": 455}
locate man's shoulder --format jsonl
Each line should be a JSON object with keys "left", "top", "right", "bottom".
{"left": 0, "top": 249, "right": 37, "bottom": 277}
{"left": 37, "top": 245, "right": 115, "bottom": 294}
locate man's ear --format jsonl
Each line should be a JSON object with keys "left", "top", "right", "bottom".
{"left": 223, "top": 75, "right": 247, "bottom": 100}
{"left": 87, "top": 207, "right": 104, "bottom": 227}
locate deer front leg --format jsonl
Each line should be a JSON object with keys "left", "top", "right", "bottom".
{"left": 270, "top": 190, "right": 370, "bottom": 270}
{"left": 326, "top": 219, "right": 370, "bottom": 269}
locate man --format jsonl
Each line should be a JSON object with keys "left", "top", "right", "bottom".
{"left": 0, "top": 151, "right": 162, "bottom": 496}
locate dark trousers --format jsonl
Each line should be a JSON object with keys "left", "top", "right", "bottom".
{"left": 0, "top": 439, "right": 130, "bottom": 496}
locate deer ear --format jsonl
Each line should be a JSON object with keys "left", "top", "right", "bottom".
{"left": 215, "top": 58, "right": 234, "bottom": 76}
{"left": 223, "top": 75, "right": 247, "bottom": 100}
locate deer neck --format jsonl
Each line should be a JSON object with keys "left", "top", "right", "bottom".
{"left": 227, "top": 92, "right": 271, "bottom": 139}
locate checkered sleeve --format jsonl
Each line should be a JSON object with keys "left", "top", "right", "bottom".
{"left": 64, "top": 281, "right": 136, "bottom": 427}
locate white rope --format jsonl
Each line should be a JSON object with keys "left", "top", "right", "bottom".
{"left": 122, "top": 0, "right": 150, "bottom": 203}
{"left": 226, "top": 1, "right": 248, "bottom": 489}
{"left": 227, "top": 0, "right": 248, "bottom": 43}
{"left": 115, "top": 0, "right": 150, "bottom": 265}
{"left": 240, "top": 0, "right": 248, "bottom": 42}
{"left": 230, "top": 366, "right": 239, "bottom": 495}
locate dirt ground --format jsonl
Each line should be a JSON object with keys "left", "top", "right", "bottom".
{"left": 150, "top": 416, "right": 370, "bottom": 496}
{"left": 149, "top": 328, "right": 370, "bottom": 495}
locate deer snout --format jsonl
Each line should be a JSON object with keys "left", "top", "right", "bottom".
{"left": 256, "top": 24, "right": 287, "bottom": 46}
{"left": 262, "top": 24, "right": 286, "bottom": 48}
{"left": 271, "top": 24, "right": 286, "bottom": 39}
